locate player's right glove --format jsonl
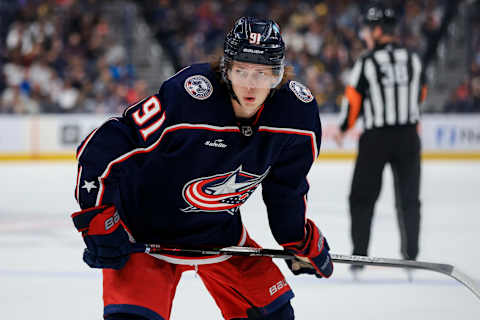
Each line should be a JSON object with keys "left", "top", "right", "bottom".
{"left": 283, "top": 219, "right": 333, "bottom": 278}
{"left": 71, "top": 205, "right": 135, "bottom": 270}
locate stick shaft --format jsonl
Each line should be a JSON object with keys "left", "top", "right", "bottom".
{"left": 142, "top": 244, "right": 294, "bottom": 259}
{"left": 140, "top": 244, "right": 480, "bottom": 301}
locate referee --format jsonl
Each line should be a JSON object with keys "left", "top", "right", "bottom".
{"left": 334, "top": 2, "right": 428, "bottom": 270}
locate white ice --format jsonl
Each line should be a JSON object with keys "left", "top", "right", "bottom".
{"left": 0, "top": 160, "right": 479, "bottom": 319}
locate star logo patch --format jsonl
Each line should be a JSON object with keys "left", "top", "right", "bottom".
{"left": 81, "top": 180, "right": 97, "bottom": 193}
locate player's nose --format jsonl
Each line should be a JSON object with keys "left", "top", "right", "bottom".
{"left": 245, "top": 76, "right": 257, "bottom": 90}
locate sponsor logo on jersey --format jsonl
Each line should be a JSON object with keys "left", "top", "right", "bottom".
{"left": 289, "top": 81, "right": 314, "bottom": 103}
{"left": 205, "top": 139, "right": 228, "bottom": 148}
{"left": 184, "top": 75, "right": 213, "bottom": 100}
{"left": 182, "top": 166, "right": 270, "bottom": 215}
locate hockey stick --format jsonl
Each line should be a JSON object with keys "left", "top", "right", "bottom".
{"left": 140, "top": 244, "right": 480, "bottom": 301}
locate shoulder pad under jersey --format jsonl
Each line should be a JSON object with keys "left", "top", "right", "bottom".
{"left": 160, "top": 63, "right": 217, "bottom": 102}
{"left": 266, "top": 80, "right": 321, "bottom": 132}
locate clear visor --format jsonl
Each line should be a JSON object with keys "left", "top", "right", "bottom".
{"left": 227, "top": 60, "right": 284, "bottom": 89}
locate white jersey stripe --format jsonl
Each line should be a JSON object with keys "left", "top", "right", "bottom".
{"left": 75, "top": 166, "right": 82, "bottom": 204}
{"left": 398, "top": 83, "right": 409, "bottom": 124}
{"left": 384, "top": 83, "right": 396, "bottom": 125}
{"left": 410, "top": 54, "right": 422, "bottom": 123}
{"left": 395, "top": 49, "right": 409, "bottom": 124}
{"left": 338, "top": 96, "right": 349, "bottom": 128}
{"left": 364, "top": 58, "right": 384, "bottom": 127}
{"left": 364, "top": 99, "right": 374, "bottom": 129}
{"left": 348, "top": 59, "right": 363, "bottom": 87}
{"left": 258, "top": 126, "right": 318, "bottom": 161}
{"left": 374, "top": 51, "right": 396, "bottom": 125}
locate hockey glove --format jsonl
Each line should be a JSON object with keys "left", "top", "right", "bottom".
{"left": 283, "top": 219, "right": 333, "bottom": 278}
{"left": 71, "top": 205, "right": 135, "bottom": 270}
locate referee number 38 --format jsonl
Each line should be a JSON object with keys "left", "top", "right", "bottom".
{"left": 380, "top": 62, "right": 408, "bottom": 86}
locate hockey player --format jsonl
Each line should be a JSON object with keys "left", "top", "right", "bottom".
{"left": 71, "top": 16, "right": 333, "bottom": 320}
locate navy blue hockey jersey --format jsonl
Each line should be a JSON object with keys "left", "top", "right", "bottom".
{"left": 74, "top": 63, "right": 322, "bottom": 259}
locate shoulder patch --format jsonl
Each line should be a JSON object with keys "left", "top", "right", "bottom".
{"left": 184, "top": 75, "right": 213, "bottom": 100}
{"left": 289, "top": 81, "right": 314, "bottom": 103}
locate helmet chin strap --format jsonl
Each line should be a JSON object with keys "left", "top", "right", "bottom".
{"left": 220, "top": 57, "right": 241, "bottom": 104}
{"left": 225, "top": 76, "right": 242, "bottom": 105}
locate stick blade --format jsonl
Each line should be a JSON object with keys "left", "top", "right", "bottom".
{"left": 331, "top": 253, "right": 480, "bottom": 302}
{"left": 449, "top": 267, "right": 480, "bottom": 301}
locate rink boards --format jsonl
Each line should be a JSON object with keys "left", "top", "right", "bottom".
{"left": 0, "top": 114, "right": 479, "bottom": 160}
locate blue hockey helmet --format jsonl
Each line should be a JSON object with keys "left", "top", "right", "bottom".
{"left": 224, "top": 16, "right": 285, "bottom": 67}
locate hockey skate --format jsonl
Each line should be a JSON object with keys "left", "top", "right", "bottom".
{"left": 350, "top": 264, "right": 364, "bottom": 280}
{"left": 405, "top": 268, "right": 414, "bottom": 282}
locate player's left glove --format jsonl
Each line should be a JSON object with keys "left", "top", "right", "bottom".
{"left": 71, "top": 205, "right": 135, "bottom": 270}
{"left": 283, "top": 219, "right": 333, "bottom": 278}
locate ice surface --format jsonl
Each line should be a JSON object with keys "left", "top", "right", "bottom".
{"left": 0, "top": 160, "right": 479, "bottom": 319}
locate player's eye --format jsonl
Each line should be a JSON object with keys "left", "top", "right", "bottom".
{"left": 254, "top": 70, "right": 269, "bottom": 81}
{"left": 234, "top": 69, "right": 247, "bottom": 76}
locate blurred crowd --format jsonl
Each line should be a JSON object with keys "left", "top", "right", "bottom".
{"left": 141, "top": 0, "right": 461, "bottom": 113}
{"left": 443, "top": 1, "right": 480, "bottom": 113}
{"left": 0, "top": 0, "right": 147, "bottom": 114}
{"left": 1, "top": 0, "right": 479, "bottom": 114}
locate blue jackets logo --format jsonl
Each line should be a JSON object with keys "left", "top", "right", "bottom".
{"left": 182, "top": 166, "right": 270, "bottom": 214}
{"left": 184, "top": 75, "right": 213, "bottom": 100}
{"left": 289, "top": 81, "right": 314, "bottom": 103}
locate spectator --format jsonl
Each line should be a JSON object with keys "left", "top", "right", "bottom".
{"left": 470, "top": 76, "right": 480, "bottom": 112}
{"left": 142, "top": 0, "right": 444, "bottom": 113}
{"left": 0, "top": 0, "right": 135, "bottom": 114}
{"left": 0, "top": 0, "right": 453, "bottom": 114}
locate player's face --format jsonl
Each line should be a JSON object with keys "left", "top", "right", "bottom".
{"left": 228, "top": 61, "right": 277, "bottom": 118}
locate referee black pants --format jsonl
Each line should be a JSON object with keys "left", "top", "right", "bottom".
{"left": 349, "top": 126, "right": 421, "bottom": 260}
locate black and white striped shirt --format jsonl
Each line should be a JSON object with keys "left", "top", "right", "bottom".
{"left": 339, "top": 42, "right": 427, "bottom": 132}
